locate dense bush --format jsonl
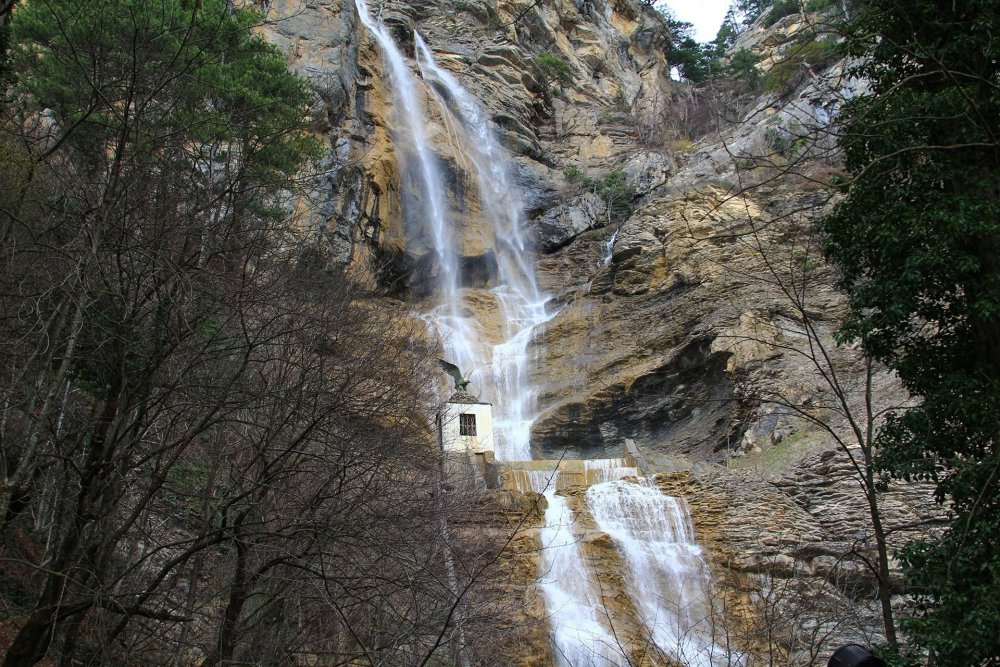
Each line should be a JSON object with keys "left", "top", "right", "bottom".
{"left": 763, "top": 37, "right": 840, "bottom": 92}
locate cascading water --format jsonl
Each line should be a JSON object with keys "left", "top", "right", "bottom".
{"left": 584, "top": 458, "right": 639, "bottom": 484}
{"left": 586, "top": 480, "right": 739, "bottom": 666}
{"left": 522, "top": 471, "right": 629, "bottom": 667}
{"left": 353, "top": 10, "right": 733, "bottom": 664}
{"left": 414, "top": 34, "right": 552, "bottom": 462}
{"left": 599, "top": 226, "right": 621, "bottom": 268}
{"left": 353, "top": 0, "right": 477, "bottom": 368}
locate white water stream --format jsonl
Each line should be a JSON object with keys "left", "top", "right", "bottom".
{"left": 600, "top": 226, "right": 621, "bottom": 268}
{"left": 520, "top": 470, "right": 626, "bottom": 667}
{"left": 587, "top": 480, "right": 738, "bottom": 666}
{"left": 353, "top": 0, "right": 473, "bottom": 367}
{"left": 353, "top": 7, "right": 733, "bottom": 664}
{"left": 413, "top": 32, "right": 552, "bottom": 462}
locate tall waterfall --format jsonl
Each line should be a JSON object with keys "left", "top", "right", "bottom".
{"left": 353, "top": 8, "right": 734, "bottom": 665}
{"left": 414, "top": 33, "right": 552, "bottom": 462}
{"left": 353, "top": 0, "right": 476, "bottom": 368}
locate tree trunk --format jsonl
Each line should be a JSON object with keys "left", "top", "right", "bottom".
{"left": 2, "top": 368, "right": 123, "bottom": 667}
{"left": 201, "top": 539, "right": 251, "bottom": 667}
{"left": 866, "top": 473, "right": 898, "bottom": 651}
{"left": 0, "top": 303, "right": 84, "bottom": 533}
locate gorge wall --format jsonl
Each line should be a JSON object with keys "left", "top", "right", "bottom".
{"left": 260, "top": 1, "right": 941, "bottom": 663}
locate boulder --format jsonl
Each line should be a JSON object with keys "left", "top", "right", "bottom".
{"left": 531, "top": 192, "right": 608, "bottom": 252}
{"left": 621, "top": 150, "right": 673, "bottom": 195}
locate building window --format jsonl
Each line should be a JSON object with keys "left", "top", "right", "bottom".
{"left": 459, "top": 413, "right": 477, "bottom": 436}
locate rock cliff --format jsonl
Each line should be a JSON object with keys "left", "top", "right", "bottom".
{"left": 264, "top": 0, "right": 673, "bottom": 293}
{"left": 260, "top": 1, "right": 938, "bottom": 663}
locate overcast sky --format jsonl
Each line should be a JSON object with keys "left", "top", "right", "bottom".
{"left": 657, "top": 0, "right": 731, "bottom": 42}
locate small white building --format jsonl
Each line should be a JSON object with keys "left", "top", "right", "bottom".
{"left": 437, "top": 390, "right": 494, "bottom": 454}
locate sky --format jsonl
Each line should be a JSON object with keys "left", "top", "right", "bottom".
{"left": 657, "top": 0, "right": 731, "bottom": 42}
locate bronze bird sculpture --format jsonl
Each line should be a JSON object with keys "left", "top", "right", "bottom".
{"left": 438, "top": 359, "right": 472, "bottom": 392}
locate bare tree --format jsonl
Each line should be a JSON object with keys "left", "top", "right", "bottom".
{"left": 0, "top": 2, "right": 536, "bottom": 665}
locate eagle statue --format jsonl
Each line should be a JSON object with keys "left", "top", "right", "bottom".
{"left": 438, "top": 359, "right": 472, "bottom": 392}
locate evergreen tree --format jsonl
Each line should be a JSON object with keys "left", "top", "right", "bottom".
{"left": 712, "top": 7, "right": 742, "bottom": 54}
{"left": 820, "top": 1, "right": 1000, "bottom": 663}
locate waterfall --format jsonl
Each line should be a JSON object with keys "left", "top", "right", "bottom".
{"left": 352, "top": 12, "right": 734, "bottom": 664}
{"left": 522, "top": 471, "right": 629, "bottom": 667}
{"left": 599, "top": 226, "right": 621, "bottom": 268}
{"left": 586, "top": 480, "right": 739, "bottom": 666}
{"left": 353, "top": 0, "right": 477, "bottom": 368}
{"left": 584, "top": 458, "right": 639, "bottom": 484}
{"left": 414, "top": 33, "right": 552, "bottom": 462}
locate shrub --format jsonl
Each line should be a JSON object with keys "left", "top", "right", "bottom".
{"left": 763, "top": 38, "right": 839, "bottom": 93}
{"left": 765, "top": 126, "right": 792, "bottom": 155}
{"left": 583, "top": 170, "right": 635, "bottom": 219}
{"left": 762, "top": 0, "right": 800, "bottom": 27}
{"left": 534, "top": 51, "right": 574, "bottom": 90}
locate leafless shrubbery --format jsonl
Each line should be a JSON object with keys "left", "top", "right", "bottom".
{"left": 0, "top": 14, "right": 526, "bottom": 667}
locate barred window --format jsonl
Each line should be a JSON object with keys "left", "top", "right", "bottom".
{"left": 459, "top": 413, "right": 477, "bottom": 436}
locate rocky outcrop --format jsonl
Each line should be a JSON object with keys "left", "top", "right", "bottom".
{"left": 262, "top": 0, "right": 674, "bottom": 294}
{"left": 259, "top": 2, "right": 938, "bottom": 662}
{"left": 528, "top": 181, "right": 856, "bottom": 464}
{"left": 532, "top": 192, "right": 608, "bottom": 252}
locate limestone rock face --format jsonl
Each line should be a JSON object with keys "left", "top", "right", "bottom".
{"left": 261, "top": 0, "right": 673, "bottom": 297}
{"left": 621, "top": 150, "right": 674, "bottom": 195}
{"left": 532, "top": 192, "right": 608, "bottom": 252}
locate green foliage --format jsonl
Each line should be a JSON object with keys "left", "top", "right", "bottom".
{"left": 820, "top": 1, "right": 1000, "bottom": 663}
{"left": 736, "top": 0, "right": 795, "bottom": 25}
{"left": 712, "top": 8, "right": 743, "bottom": 53}
{"left": 727, "top": 48, "right": 763, "bottom": 87}
{"left": 582, "top": 170, "right": 635, "bottom": 219}
{"left": 533, "top": 51, "right": 574, "bottom": 90}
{"left": 0, "top": 21, "right": 9, "bottom": 94}
{"left": 761, "top": 0, "right": 800, "bottom": 27}
{"left": 765, "top": 126, "right": 792, "bottom": 155}
{"left": 739, "top": 0, "right": 829, "bottom": 26}
{"left": 763, "top": 37, "right": 839, "bottom": 93}
{"left": 10, "top": 0, "right": 321, "bottom": 183}
{"left": 735, "top": 0, "right": 771, "bottom": 23}
{"left": 804, "top": 0, "right": 834, "bottom": 10}
{"left": 563, "top": 166, "right": 583, "bottom": 183}
{"left": 659, "top": 7, "right": 765, "bottom": 86}
{"left": 663, "top": 15, "right": 708, "bottom": 83}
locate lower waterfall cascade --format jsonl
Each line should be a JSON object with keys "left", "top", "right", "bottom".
{"left": 353, "top": 5, "right": 739, "bottom": 664}
{"left": 586, "top": 480, "right": 736, "bottom": 666}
